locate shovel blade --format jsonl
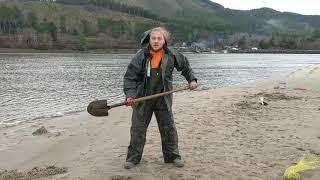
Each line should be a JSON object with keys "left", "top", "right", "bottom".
{"left": 87, "top": 100, "right": 109, "bottom": 116}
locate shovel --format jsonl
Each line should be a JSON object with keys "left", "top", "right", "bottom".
{"left": 87, "top": 86, "right": 189, "bottom": 117}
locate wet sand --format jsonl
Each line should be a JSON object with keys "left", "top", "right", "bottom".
{"left": 1, "top": 64, "right": 320, "bottom": 180}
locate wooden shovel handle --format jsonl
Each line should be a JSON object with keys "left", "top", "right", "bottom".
{"left": 109, "top": 86, "right": 189, "bottom": 109}
{"left": 134, "top": 86, "right": 189, "bottom": 103}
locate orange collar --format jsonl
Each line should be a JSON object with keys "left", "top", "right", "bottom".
{"left": 150, "top": 49, "right": 164, "bottom": 68}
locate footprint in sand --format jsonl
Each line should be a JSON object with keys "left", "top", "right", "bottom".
{"left": 113, "top": 119, "right": 125, "bottom": 125}
{"left": 309, "top": 66, "right": 319, "bottom": 74}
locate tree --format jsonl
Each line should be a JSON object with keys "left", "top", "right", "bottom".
{"left": 258, "top": 40, "right": 269, "bottom": 49}
{"left": 269, "top": 35, "right": 276, "bottom": 47}
{"left": 60, "top": 15, "right": 67, "bottom": 33}
{"left": 97, "top": 18, "right": 108, "bottom": 32}
{"left": 37, "top": 19, "right": 57, "bottom": 41}
{"left": 111, "top": 20, "right": 127, "bottom": 38}
{"left": 312, "top": 30, "right": 320, "bottom": 39}
{"left": 280, "top": 37, "right": 297, "bottom": 49}
{"left": 72, "top": 29, "right": 78, "bottom": 35}
{"left": 238, "top": 36, "right": 247, "bottom": 49}
{"left": 78, "top": 34, "right": 87, "bottom": 51}
{"left": 26, "top": 12, "right": 38, "bottom": 29}
{"left": 81, "top": 19, "right": 90, "bottom": 36}
{"left": 0, "top": 6, "right": 25, "bottom": 34}
{"left": 37, "top": 18, "right": 49, "bottom": 32}
{"left": 49, "top": 22, "right": 57, "bottom": 41}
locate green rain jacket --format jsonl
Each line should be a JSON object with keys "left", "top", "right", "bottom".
{"left": 123, "top": 32, "right": 197, "bottom": 112}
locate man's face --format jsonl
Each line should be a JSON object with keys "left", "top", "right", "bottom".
{"left": 149, "top": 31, "right": 165, "bottom": 51}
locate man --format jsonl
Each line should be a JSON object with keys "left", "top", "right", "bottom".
{"left": 123, "top": 27, "right": 197, "bottom": 169}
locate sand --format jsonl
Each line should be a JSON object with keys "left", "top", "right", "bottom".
{"left": 1, "top": 64, "right": 320, "bottom": 180}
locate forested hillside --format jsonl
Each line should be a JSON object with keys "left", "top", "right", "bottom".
{"left": 0, "top": 0, "right": 162, "bottom": 50}
{"left": 0, "top": 0, "right": 319, "bottom": 50}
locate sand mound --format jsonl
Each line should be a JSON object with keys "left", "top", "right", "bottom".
{"left": 252, "top": 92, "right": 301, "bottom": 101}
{"left": 234, "top": 100, "right": 262, "bottom": 110}
{"left": 32, "top": 126, "right": 48, "bottom": 136}
{"left": 234, "top": 92, "right": 301, "bottom": 110}
{"left": 0, "top": 166, "right": 67, "bottom": 180}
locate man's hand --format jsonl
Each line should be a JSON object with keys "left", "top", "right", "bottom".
{"left": 126, "top": 97, "right": 135, "bottom": 106}
{"left": 188, "top": 80, "right": 197, "bottom": 90}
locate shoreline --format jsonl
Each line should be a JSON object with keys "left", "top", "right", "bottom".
{"left": 229, "top": 49, "right": 320, "bottom": 54}
{"left": 0, "top": 48, "right": 139, "bottom": 54}
{"left": 1, "top": 65, "right": 320, "bottom": 179}
{"left": 1, "top": 48, "right": 320, "bottom": 54}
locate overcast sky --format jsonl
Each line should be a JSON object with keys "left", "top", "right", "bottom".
{"left": 210, "top": 0, "right": 320, "bottom": 15}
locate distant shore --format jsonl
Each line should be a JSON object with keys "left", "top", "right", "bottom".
{"left": 0, "top": 48, "right": 138, "bottom": 54}
{"left": 1, "top": 48, "right": 320, "bottom": 54}
{"left": 228, "top": 49, "right": 320, "bottom": 54}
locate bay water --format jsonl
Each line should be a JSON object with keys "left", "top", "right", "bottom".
{"left": 1, "top": 53, "right": 319, "bottom": 128}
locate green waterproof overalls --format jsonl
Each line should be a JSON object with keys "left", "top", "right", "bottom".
{"left": 126, "top": 64, "right": 181, "bottom": 164}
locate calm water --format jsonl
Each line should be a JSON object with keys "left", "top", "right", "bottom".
{"left": 1, "top": 53, "right": 319, "bottom": 128}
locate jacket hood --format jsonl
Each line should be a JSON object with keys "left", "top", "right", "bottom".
{"left": 140, "top": 29, "right": 168, "bottom": 47}
{"left": 140, "top": 30, "right": 151, "bottom": 46}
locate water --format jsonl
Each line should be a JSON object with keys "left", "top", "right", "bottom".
{"left": 0, "top": 53, "right": 319, "bottom": 128}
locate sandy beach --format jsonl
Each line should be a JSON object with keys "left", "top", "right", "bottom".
{"left": 1, "top": 64, "right": 320, "bottom": 180}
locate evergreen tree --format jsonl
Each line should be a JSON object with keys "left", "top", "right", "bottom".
{"left": 258, "top": 40, "right": 270, "bottom": 49}
{"left": 238, "top": 36, "right": 247, "bottom": 49}
{"left": 60, "top": 15, "right": 67, "bottom": 33}
{"left": 27, "top": 12, "right": 38, "bottom": 29}
{"left": 110, "top": 20, "right": 127, "bottom": 38}
{"left": 49, "top": 22, "right": 57, "bottom": 41}
{"left": 97, "top": 18, "right": 108, "bottom": 32}
{"left": 81, "top": 19, "right": 90, "bottom": 36}
{"left": 38, "top": 18, "right": 57, "bottom": 41}
{"left": 0, "top": 6, "right": 24, "bottom": 34}
{"left": 79, "top": 34, "right": 87, "bottom": 51}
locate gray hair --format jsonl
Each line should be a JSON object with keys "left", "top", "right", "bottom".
{"left": 149, "top": 27, "right": 170, "bottom": 43}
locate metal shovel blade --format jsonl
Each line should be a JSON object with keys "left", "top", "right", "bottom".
{"left": 87, "top": 100, "right": 109, "bottom": 116}
{"left": 87, "top": 86, "right": 190, "bottom": 117}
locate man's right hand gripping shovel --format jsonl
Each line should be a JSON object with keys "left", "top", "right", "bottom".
{"left": 126, "top": 97, "right": 135, "bottom": 106}
{"left": 188, "top": 80, "right": 198, "bottom": 90}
